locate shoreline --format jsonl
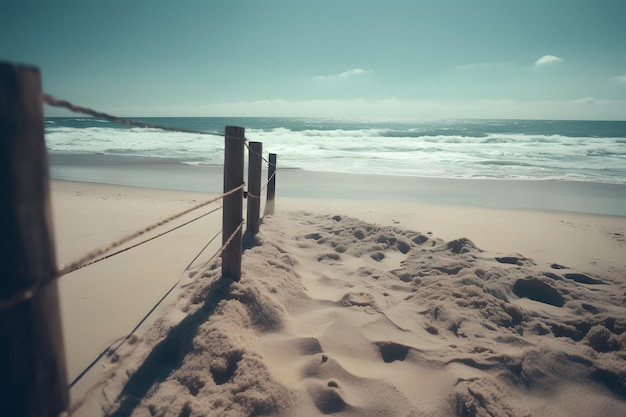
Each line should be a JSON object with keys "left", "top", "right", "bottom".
{"left": 49, "top": 154, "right": 626, "bottom": 216}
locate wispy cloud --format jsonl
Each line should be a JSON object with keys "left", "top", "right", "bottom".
{"left": 534, "top": 55, "right": 564, "bottom": 67}
{"left": 454, "top": 62, "right": 493, "bottom": 71}
{"left": 478, "top": 98, "right": 517, "bottom": 105}
{"left": 339, "top": 68, "right": 367, "bottom": 78}
{"left": 454, "top": 61, "right": 516, "bottom": 71}
{"left": 573, "top": 97, "right": 596, "bottom": 105}
{"left": 315, "top": 68, "right": 370, "bottom": 80}
{"left": 613, "top": 74, "right": 626, "bottom": 83}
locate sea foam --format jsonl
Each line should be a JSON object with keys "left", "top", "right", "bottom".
{"left": 45, "top": 118, "right": 626, "bottom": 184}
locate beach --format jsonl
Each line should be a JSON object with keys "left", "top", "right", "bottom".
{"left": 5, "top": 0, "right": 626, "bottom": 413}
{"left": 51, "top": 168, "right": 626, "bottom": 416}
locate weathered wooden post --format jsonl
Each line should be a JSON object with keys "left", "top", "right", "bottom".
{"left": 221, "top": 126, "right": 245, "bottom": 281}
{"left": 0, "top": 62, "right": 69, "bottom": 416}
{"left": 246, "top": 142, "right": 262, "bottom": 235}
{"left": 264, "top": 153, "right": 277, "bottom": 215}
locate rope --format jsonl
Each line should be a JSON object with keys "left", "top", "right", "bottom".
{"left": 183, "top": 229, "right": 221, "bottom": 272}
{"left": 67, "top": 206, "right": 222, "bottom": 274}
{"left": 220, "top": 220, "right": 244, "bottom": 260}
{"left": 67, "top": 220, "right": 245, "bottom": 393}
{"left": 42, "top": 94, "right": 224, "bottom": 137}
{"left": 245, "top": 169, "right": 277, "bottom": 200}
{"left": 244, "top": 141, "right": 276, "bottom": 167}
{"left": 0, "top": 187, "right": 243, "bottom": 313}
{"left": 58, "top": 185, "right": 243, "bottom": 276}
{"left": 0, "top": 276, "right": 54, "bottom": 312}
{"left": 68, "top": 277, "right": 181, "bottom": 390}
{"left": 185, "top": 219, "right": 245, "bottom": 276}
{"left": 262, "top": 171, "right": 276, "bottom": 193}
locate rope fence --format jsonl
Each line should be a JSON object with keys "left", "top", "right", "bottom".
{"left": 1, "top": 61, "right": 280, "bottom": 417}
{"left": 48, "top": 110, "right": 273, "bottom": 412}
{"left": 0, "top": 186, "right": 244, "bottom": 311}
{"left": 262, "top": 170, "right": 277, "bottom": 193}
{"left": 247, "top": 172, "right": 275, "bottom": 200}
{"left": 245, "top": 139, "right": 277, "bottom": 167}
{"left": 43, "top": 94, "right": 225, "bottom": 137}
{"left": 57, "top": 185, "right": 243, "bottom": 276}
{"left": 67, "top": 218, "right": 245, "bottom": 391}
{"left": 67, "top": 206, "right": 223, "bottom": 274}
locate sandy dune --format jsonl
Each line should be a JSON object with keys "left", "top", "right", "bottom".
{"left": 84, "top": 205, "right": 626, "bottom": 416}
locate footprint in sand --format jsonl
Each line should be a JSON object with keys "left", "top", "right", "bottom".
{"left": 512, "top": 278, "right": 565, "bottom": 307}
{"left": 375, "top": 341, "right": 411, "bottom": 363}
{"left": 495, "top": 256, "right": 527, "bottom": 266}
{"left": 294, "top": 337, "right": 419, "bottom": 415}
{"left": 268, "top": 345, "right": 347, "bottom": 414}
{"left": 301, "top": 353, "right": 331, "bottom": 378}
{"left": 317, "top": 253, "right": 341, "bottom": 262}
{"left": 563, "top": 273, "right": 605, "bottom": 285}
{"left": 370, "top": 251, "right": 385, "bottom": 261}
{"left": 305, "top": 379, "right": 349, "bottom": 414}
{"left": 339, "top": 292, "right": 378, "bottom": 312}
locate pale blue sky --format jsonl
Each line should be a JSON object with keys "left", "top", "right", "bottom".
{"left": 2, "top": 0, "right": 625, "bottom": 119}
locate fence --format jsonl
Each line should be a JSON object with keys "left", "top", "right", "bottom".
{"left": 0, "top": 61, "right": 278, "bottom": 416}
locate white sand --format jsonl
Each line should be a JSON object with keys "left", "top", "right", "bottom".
{"left": 51, "top": 180, "right": 626, "bottom": 416}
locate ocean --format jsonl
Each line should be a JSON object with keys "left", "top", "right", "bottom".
{"left": 45, "top": 117, "right": 626, "bottom": 185}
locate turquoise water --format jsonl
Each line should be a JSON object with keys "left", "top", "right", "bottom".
{"left": 45, "top": 118, "right": 626, "bottom": 184}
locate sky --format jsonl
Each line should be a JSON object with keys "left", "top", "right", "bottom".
{"left": 1, "top": 0, "right": 625, "bottom": 120}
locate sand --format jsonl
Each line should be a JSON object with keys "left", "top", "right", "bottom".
{"left": 50, "top": 179, "right": 626, "bottom": 416}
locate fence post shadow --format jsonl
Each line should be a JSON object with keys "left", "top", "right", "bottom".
{"left": 0, "top": 60, "right": 281, "bottom": 416}
{"left": 105, "top": 276, "right": 235, "bottom": 417}
{"left": 242, "top": 230, "right": 260, "bottom": 251}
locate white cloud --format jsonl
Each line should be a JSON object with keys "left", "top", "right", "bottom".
{"left": 454, "top": 62, "right": 492, "bottom": 71}
{"left": 613, "top": 74, "right": 626, "bottom": 83}
{"left": 573, "top": 97, "right": 596, "bottom": 105}
{"left": 315, "top": 68, "right": 370, "bottom": 80}
{"left": 534, "top": 55, "right": 564, "bottom": 67}
{"left": 339, "top": 68, "right": 366, "bottom": 78}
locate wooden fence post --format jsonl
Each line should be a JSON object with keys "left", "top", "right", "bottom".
{"left": 264, "top": 153, "right": 277, "bottom": 215}
{"left": 246, "top": 142, "right": 262, "bottom": 235}
{"left": 0, "top": 62, "right": 69, "bottom": 416}
{"left": 222, "top": 126, "right": 245, "bottom": 281}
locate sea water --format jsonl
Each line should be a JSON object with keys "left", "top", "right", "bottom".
{"left": 45, "top": 117, "right": 626, "bottom": 184}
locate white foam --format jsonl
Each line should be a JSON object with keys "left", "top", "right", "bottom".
{"left": 45, "top": 124, "right": 626, "bottom": 184}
